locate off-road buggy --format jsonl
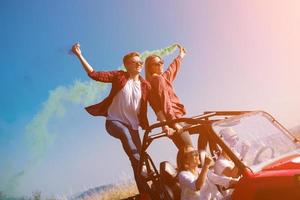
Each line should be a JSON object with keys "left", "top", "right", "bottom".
{"left": 132, "top": 111, "right": 300, "bottom": 200}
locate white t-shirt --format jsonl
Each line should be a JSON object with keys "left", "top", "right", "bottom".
{"left": 178, "top": 169, "right": 204, "bottom": 200}
{"left": 207, "top": 170, "right": 233, "bottom": 200}
{"left": 214, "top": 155, "right": 235, "bottom": 175}
{"left": 213, "top": 155, "right": 237, "bottom": 199}
{"left": 178, "top": 169, "right": 232, "bottom": 200}
{"left": 107, "top": 79, "right": 141, "bottom": 130}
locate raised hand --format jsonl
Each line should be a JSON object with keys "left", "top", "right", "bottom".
{"left": 204, "top": 155, "right": 214, "bottom": 168}
{"left": 180, "top": 47, "right": 186, "bottom": 58}
{"left": 72, "top": 43, "right": 82, "bottom": 57}
{"left": 71, "top": 43, "right": 94, "bottom": 73}
{"left": 175, "top": 43, "right": 186, "bottom": 58}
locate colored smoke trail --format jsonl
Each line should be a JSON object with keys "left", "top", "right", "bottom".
{"left": 140, "top": 44, "right": 177, "bottom": 61}
{"left": 5, "top": 44, "right": 178, "bottom": 195}
{"left": 25, "top": 80, "right": 106, "bottom": 160}
{"left": 25, "top": 43, "right": 177, "bottom": 161}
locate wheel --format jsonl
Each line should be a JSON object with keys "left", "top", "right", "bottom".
{"left": 253, "top": 146, "right": 275, "bottom": 165}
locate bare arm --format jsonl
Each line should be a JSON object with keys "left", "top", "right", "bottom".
{"left": 72, "top": 43, "right": 94, "bottom": 74}
{"left": 156, "top": 111, "right": 175, "bottom": 137}
{"left": 195, "top": 165, "right": 209, "bottom": 190}
{"left": 163, "top": 44, "right": 186, "bottom": 82}
{"left": 195, "top": 156, "right": 213, "bottom": 190}
{"left": 222, "top": 166, "right": 239, "bottom": 178}
{"left": 156, "top": 110, "right": 167, "bottom": 122}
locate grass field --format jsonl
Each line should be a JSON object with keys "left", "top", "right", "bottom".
{"left": 72, "top": 180, "right": 138, "bottom": 200}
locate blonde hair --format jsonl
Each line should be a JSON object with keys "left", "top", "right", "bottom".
{"left": 145, "top": 54, "right": 162, "bottom": 81}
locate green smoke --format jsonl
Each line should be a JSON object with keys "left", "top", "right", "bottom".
{"left": 140, "top": 44, "right": 177, "bottom": 61}
{"left": 5, "top": 171, "right": 25, "bottom": 196}
{"left": 26, "top": 43, "right": 177, "bottom": 161}
{"left": 5, "top": 44, "right": 178, "bottom": 195}
{"left": 25, "top": 80, "right": 106, "bottom": 160}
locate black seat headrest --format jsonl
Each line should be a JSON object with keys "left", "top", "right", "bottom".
{"left": 160, "top": 161, "right": 181, "bottom": 200}
{"left": 160, "top": 161, "right": 177, "bottom": 184}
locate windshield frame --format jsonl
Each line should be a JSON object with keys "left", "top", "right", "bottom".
{"left": 212, "top": 111, "right": 300, "bottom": 173}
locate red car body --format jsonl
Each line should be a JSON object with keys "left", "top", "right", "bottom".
{"left": 232, "top": 155, "right": 300, "bottom": 200}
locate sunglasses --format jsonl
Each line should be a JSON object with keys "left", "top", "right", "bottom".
{"left": 130, "top": 60, "right": 144, "bottom": 66}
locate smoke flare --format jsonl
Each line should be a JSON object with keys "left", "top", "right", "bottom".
{"left": 5, "top": 44, "right": 178, "bottom": 195}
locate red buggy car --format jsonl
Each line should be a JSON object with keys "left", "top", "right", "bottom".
{"left": 137, "top": 111, "right": 300, "bottom": 200}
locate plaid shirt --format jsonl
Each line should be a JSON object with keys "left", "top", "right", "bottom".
{"left": 85, "top": 70, "right": 151, "bottom": 130}
{"left": 149, "top": 56, "right": 186, "bottom": 120}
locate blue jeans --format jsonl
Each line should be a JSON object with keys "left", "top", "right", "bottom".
{"left": 105, "top": 120, "right": 144, "bottom": 192}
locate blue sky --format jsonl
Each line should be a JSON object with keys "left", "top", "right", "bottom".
{"left": 1, "top": 0, "right": 300, "bottom": 198}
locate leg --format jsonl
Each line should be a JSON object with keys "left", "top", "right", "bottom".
{"left": 105, "top": 120, "right": 145, "bottom": 193}
{"left": 105, "top": 120, "right": 140, "bottom": 161}
{"left": 198, "top": 132, "right": 209, "bottom": 151}
{"left": 129, "top": 128, "right": 142, "bottom": 154}
{"left": 197, "top": 125, "right": 219, "bottom": 156}
{"left": 171, "top": 130, "right": 194, "bottom": 149}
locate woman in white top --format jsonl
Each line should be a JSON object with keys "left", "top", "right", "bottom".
{"left": 177, "top": 146, "right": 238, "bottom": 200}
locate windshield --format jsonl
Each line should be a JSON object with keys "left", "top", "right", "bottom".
{"left": 212, "top": 111, "right": 300, "bottom": 173}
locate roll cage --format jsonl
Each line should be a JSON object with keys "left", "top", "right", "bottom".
{"left": 137, "top": 111, "right": 254, "bottom": 199}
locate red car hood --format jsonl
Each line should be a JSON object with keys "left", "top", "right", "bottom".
{"left": 262, "top": 155, "right": 300, "bottom": 171}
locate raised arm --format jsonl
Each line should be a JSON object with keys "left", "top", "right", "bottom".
{"left": 163, "top": 44, "right": 186, "bottom": 82}
{"left": 179, "top": 156, "right": 213, "bottom": 191}
{"left": 195, "top": 156, "right": 213, "bottom": 190}
{"left": 177, "top": 44, "right": 186, "bottom": 59}
{"left": 222, "top": 165, "right": 239, "bottom": 178}
{"left": 72, "top": 43, "right": 94, "bottom": 74}
{"left": 207, "top": 170, "right": 238, "bottom": 188}
{"left": 71, "top": 43, "right": 118, "bottom": 82}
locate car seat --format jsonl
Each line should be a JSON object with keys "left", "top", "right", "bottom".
{"left": 160, "top": 161, "right": 181, "bottom": 200}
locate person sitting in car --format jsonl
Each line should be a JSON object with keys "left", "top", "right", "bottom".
{"left": 177, "top": 146, "right": 238, "bottom": 200}
{"left": 219, "top": 127, "right": 250, "bottom": 162}
{"left": 209, "top": 127, "right": 250, "bottom": 199}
